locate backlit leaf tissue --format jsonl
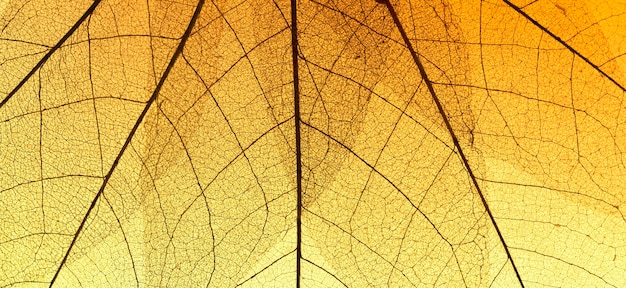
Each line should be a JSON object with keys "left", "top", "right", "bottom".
{"left": 1, "top": 0, "right": 625, "bottom": 287}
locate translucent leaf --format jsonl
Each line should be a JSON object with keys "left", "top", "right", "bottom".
{"left": 1, "top": 0, "right": 625, "bottom": 287}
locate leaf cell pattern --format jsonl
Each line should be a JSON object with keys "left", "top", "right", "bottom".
{"left": 1, "top": 0, "right": 625, "bottom": 287}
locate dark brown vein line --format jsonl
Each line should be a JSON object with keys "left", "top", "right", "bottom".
{"left": 213, "top": 188, "right": 293, "bottom": 249}
{"left": 1, "top": 96, "right": 145, "bottom": 124}
{"left": 1, "top": 281, "right": 50, "bottom": 288}
{"left": 303, "top": 121, "right": 449, "bottom": 245}
{"left": 210, "top": 0, "right": 294, "bottom": 160}
{"left": 200, "top": 117, "right": 293, "bottom": 194}
{"left": 0, "top": 232, "right": 72, "bottom": 245}
{"left": 387, "top": 210, "right": 417, "bottom": 286}
{"left": 379, "top": 0, "right": 525, "bottom": 286}
{"left": 306, "top": 209, "right": 416, "bottom": 286}
{"left": 156, "top": 105, "right": 217, "bottom": 286}
{"left": 511, "top": 247, "right": 617, "bottom": 287}
{"left": 302, "top": 258, "right": 349, "bottom": 288}
{"left": 477, "top": 177, "right": 620, "bottom": 211}
{"left": 235, "top": 251, "right": 294, "bottom": 287}
{"left": 86, "top": 15, "right": 105, "bottom": 177}
{"left": 489, "top": 261, "right": 510, "bottom": 287}
{"left": 0, "top": 37, "right": 51, "bottom": 47}
{"left": 0, "top": 0, "right": 102, "bottom": 109}
{"left": 310, "top": 0, "right": 403, "bottom": 48}
{"left": 37, "top": 71, "right": 45, "bottom": 235}
{"left": 291, "top": 0, "right": 302, "bottom": 287}
{"left": 178, "top": 26, "right": 288, "bottom": 121}
{"left": 0, "top": 174, "right": 103, "bottom": 195}
{"left": 503, "top": 0, "right": 626, "bottom": 92}
{"left": 302, "top": 58, "right": 453, "bottom": 150}
{"left": 47, "top": 0, "right": 205, "bottom": 286}
{"left": 182, "top": 2, "right": 275, "bottom": 264}
{"left": 102, "top": 194, "right": 140, "bottom": 288}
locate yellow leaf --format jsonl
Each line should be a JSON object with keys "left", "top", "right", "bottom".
{"left": 1, "top": 0, "right": 625, "bottom": 287}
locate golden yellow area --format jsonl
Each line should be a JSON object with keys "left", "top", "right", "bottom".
{"left": 0, "top": 0, "right": 625, "bottom": 287}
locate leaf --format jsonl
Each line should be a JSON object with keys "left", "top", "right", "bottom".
{"left": 1, "top": 0, "right": 625, "bottom": 287}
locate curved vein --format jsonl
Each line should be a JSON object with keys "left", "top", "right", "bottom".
{"left": 47, "top": 1, "right": 206, "bottom": 285}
